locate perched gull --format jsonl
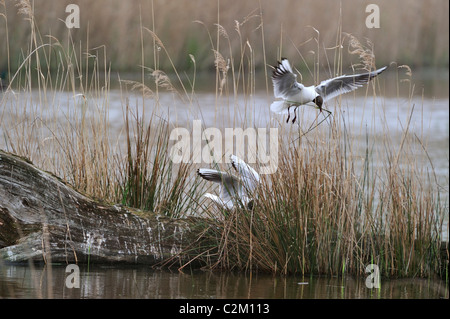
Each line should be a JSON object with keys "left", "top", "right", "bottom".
{"left": 270, "top": 58, "right": 387, "bottom": 123}
{"left": 197, "top": 154, "right": 260, "bottom": 210}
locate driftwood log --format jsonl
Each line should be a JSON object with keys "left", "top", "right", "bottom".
{"left": 0, "top": 150, "right": 208, "bottom": 265}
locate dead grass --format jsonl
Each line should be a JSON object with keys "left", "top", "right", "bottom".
{"left": 0, "top": 1, "right": 447, "bottom": 279}
{"left": 0, "top": 0, "right": 448, "bottom": 74}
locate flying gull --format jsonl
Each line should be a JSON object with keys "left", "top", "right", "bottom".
{"left": 270, "top": 58, "right": 387, "bottom": 123}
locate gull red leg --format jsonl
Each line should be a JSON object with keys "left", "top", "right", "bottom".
{"left": 292, "top": 106, "right": 298, "bottom": 123}
{"left": 286, "top": 106, "right": 291, "bottom": 123}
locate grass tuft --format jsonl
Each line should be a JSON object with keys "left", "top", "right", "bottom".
{"left": 0, "top": 2, "right": 447, "bottom": 279}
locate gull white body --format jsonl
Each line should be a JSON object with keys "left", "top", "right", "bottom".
{"left": 270, "top": 85, "right": 318, "bottom": 114}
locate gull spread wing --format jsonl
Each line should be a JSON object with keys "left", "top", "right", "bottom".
{"left": 229, "top": 155, "right": 260, "bottom": 193}
{"left": 197, "top": 168, "right": 230, "bottom": 183}
{"left": 315, "top": 66, "right": 387, "bottom": 102}
{"left": 271, "top": 58, "right": 302, "bottom": 99}
{"left": 197, "top": 168, "right": 241, "bottom": 204}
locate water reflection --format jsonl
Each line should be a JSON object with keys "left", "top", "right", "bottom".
{"left": 0, "top": 264, "right": 447, "bottom": 299}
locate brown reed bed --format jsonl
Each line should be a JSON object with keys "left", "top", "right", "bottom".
{"left": 0, "top": 1, "right": 447, "bottom": 280}
{"left": 0, "top": 0, "right": 448, "bottom": 74}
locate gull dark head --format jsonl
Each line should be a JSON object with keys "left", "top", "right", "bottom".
{"left": 246, "top": 199, "right": 254, "bottom": 211}
{"left": 312, "top": 95, "right": 323, "bottom": 111}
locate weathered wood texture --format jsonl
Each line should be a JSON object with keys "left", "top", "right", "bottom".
{"left": 0, "top": 150, "right": 206, "bottom": 265}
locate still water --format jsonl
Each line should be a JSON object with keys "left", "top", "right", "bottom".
{"left": 0, "top": 264, "right": 447, "bottom": 299}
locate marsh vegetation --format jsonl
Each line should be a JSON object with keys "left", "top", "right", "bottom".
{"left": 0, "top": 1, "right": 448, "bottom": 280}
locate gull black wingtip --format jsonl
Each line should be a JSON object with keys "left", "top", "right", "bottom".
{"left": 368, "top": 66, "right": 388, "bottom": 79}
{"left": 372, "top": 65, "right": 388, "bottom": 75}
{"left": 274, "top": 57, "right": 288, "bottom": 66}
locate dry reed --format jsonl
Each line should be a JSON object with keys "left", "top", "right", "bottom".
{"left": 0, "top": 1, "right": 447, "bottom": 280}
{"left": 0, "top": 0, "right": 448, "bottom": 74}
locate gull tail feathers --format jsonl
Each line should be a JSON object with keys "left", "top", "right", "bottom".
{"left": 270, "top": 100, "right": 287, "bottom": 114}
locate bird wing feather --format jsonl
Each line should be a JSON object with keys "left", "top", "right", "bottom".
{"left": 315, "top": 66, "right": 387, "bottom": 101}
{"left": 229, "top": 155, "right": 260, "bottom": 193}
{"left": 271, "top": 58, "right": 302, "bottom": 99}
{"left": 197, "top": 168, "right": 241, "bottom": 204}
